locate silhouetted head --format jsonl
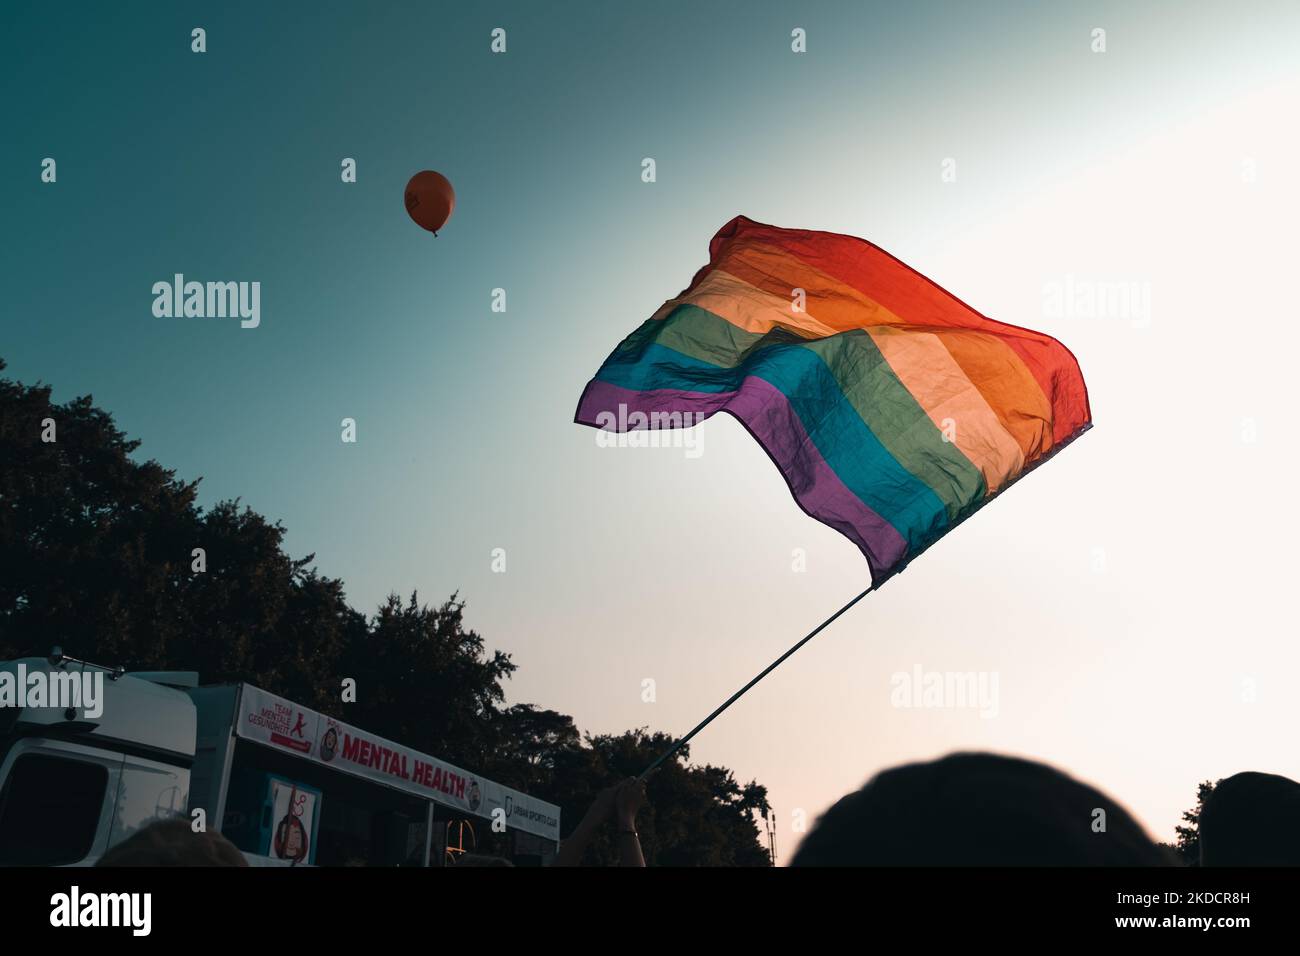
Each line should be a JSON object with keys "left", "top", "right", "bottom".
{"left": 96, "top": 818, "right": 248, "bottom": 866}
{"left": 1199, "top": 772, "right": 1300, "bottom": 867}
{"left": 791, "top": 752, "right": 1169, "bottom": 866}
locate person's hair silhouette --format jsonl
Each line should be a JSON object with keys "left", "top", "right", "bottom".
{"left": 96, "top": 818, "right": 248, "bottom": 866}
{"left": 1199, "top": 771, "right": 1300, "bottom": 867}
{"left": 791, "top": 752, "right": 1169, "bottom": 866}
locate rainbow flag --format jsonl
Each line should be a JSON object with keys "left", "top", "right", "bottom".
{"left": 575, "top": 216, "right": 1091, "bottom": 583}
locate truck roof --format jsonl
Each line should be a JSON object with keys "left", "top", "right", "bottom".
{"left": 0, "top": 657, "right": 197, "bottom": 760}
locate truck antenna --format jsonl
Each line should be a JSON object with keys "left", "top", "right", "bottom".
{"left": 48, "top": 646, "right": 126, "bottom": 680}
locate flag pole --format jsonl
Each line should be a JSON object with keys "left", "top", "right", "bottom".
{"left": 637, "top": 582, "right": 879, "bottom": 782}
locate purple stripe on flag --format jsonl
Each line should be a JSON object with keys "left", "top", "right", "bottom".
{"left": 575, "top": 378, "right": 908, "bottom": 578}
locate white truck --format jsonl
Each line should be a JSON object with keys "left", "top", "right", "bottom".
{"left": 0, "top": 650, "right": 560, "bottom": 866}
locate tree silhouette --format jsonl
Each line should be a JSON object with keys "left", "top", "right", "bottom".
{"left": 340, "top": 591, "right": 517, "bottom": 768}
{"left": 0, "top": 357, "right": 770, "bottom": 864}
{"left": 0, "top": 357, "right": 363, "bottom": 712}
{"left": 1171, "top": 779, "right": 1219, "bottom": 865}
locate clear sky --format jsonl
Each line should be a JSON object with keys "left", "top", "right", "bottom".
{"left": 4, "top": 0, "right": 1299, "bottom": 858}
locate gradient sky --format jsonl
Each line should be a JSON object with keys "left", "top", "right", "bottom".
{"left": 4, "top": 0, "right": 1299, "bottom": 859}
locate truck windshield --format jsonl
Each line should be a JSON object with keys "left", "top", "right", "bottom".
{"left": 0, "top": 753, "right": 107, "bottom": 865}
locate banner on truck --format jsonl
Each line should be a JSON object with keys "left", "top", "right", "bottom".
{"left": 235, "top": 685, "right": 560, "bottom": 842}
{"left": 239, "top": 685, "right": 319, "bottom": 757}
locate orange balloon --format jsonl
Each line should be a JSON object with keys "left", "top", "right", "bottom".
{"left": 404, "top": 170, "right": 455, "bottom": 234}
